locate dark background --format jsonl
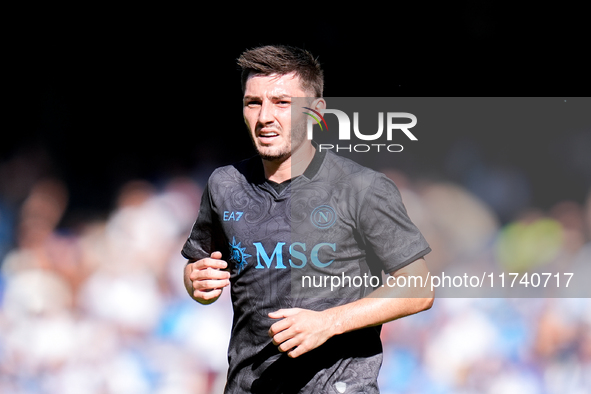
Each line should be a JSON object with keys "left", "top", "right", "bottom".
{"left": 4, "top": 4, "right": 590, "bottom": 221}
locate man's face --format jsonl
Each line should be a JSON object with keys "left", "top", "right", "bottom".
{"left": 243, "top": 72, "right": 311, "bottom": 162}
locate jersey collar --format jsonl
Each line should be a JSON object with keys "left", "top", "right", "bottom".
{"left": 301, "top": 141, "right": 326, "bottom": 181}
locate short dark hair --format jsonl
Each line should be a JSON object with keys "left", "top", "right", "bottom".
{"left": 237, "top": 45, "right": 324, "bottom": 97}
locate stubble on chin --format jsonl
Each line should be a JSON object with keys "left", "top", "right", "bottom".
{"left": 257, "top": 146, "right": 291, "bottom": 162}
{"left": 250, "top": 119, "right": 308, "bottom": 162}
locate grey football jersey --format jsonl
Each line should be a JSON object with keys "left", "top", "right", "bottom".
{"left": 182, "top": 148, "right": 430, "bottom": 393}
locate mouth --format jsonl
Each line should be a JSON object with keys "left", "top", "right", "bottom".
{"left": 257, "top": 130, "right": 280, "bottom": 142}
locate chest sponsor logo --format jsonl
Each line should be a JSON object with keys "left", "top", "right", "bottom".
{"left": 228, "top": 238, "right": 336, "bottom": 271}
{"left": 229, "top": 237, "right": 251, "bottom": 274}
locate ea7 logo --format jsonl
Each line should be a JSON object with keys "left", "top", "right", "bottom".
{"left": 223, "top": 211, "right": 243, "bottom": 221}
{"left": 306, "top": 109, "right": 418, "bottom": 141}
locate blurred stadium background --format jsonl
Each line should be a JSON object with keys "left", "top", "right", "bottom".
{"left": 2, "top": 6, "right": 590, "bottom": 394}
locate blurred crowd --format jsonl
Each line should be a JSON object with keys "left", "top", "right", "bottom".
{"left": 0, "top": 147, "right": 590, "bottom": 394}
{"left": 379, "top": 168, "right": 591, "bottom": 394}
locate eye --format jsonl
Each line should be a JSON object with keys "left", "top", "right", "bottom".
{"left": 245, "top": 100, "right": 261, "bottom": 107}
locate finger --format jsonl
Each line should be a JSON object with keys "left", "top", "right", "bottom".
{"left": 189, "top": 269, "right": 229, "bottom": 282}
{"left": 277, "top": 337, "right": 301, "bottom": 353}
{"left": 195, "top": 288, "right": 222, "bottom": 301}
{"left": 268, "top": 318, "right": 293, "bottom": 337}
{"left": 194, "top": 278, "right": 230, "bottom": 291}
{"left": 193, "top": 257, "right": 228, "bottom": 270}
{"left": 287, "top": 345, "right": 305, "bottom": 358}
{"left": 204, "top": 258, "right": 228, "bottom": 270}
{"left": 268, "top": 308, "right": 302, "bottom": 319}
{"left": 191, "top": 267, "right": 231, "bottom": 281}
{"left": 272, "top": 327, "right": 296, "bottom": 346}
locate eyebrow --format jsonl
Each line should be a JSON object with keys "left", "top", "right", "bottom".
{"left": 243, "top": 94, "right": 291, "bottom": 101}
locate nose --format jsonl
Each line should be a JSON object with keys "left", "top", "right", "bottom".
{"left": 258, "top": 100, "right": 274, "bottom": 125}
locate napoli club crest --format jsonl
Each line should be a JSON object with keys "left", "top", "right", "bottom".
{"left": 311, "top": 205, "right": 337, "bottom": 229}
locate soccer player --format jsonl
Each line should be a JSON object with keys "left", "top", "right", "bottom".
{"left": 183, "top": 45, "right": 434, "bottom": 393}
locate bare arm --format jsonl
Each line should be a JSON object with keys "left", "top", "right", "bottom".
{"left": 268, "top": 258, "right": 434, "bottom": 358}
{"left": 184, "top": 251, "right": 231, "bottom": 305}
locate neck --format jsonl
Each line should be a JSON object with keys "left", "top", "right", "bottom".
{"left": 262, "top": 142, "right": 315, "bottom": 183}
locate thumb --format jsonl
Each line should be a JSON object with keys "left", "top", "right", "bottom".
{"left": 210, "top": 251, "right": 223, "bottom": 260}
{"left": 268, "top": 308, "right": 302, "bottom": 319}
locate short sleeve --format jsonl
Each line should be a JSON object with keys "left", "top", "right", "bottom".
{"left": 181, "top": 182, "right": 226, "bottom": 261}
{"left": 358, "top": 173, "right": 431, "bottom": 274}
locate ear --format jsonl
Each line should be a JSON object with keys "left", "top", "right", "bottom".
{"left": 311, "top": 97, "right": 326, "bottom": 112}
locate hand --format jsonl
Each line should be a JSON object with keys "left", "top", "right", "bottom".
{"left": 185, "top": 251, "right": 230, "bottom": 304}
{"left": 268, "top": 308, "right": 335, "bottom": 358}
